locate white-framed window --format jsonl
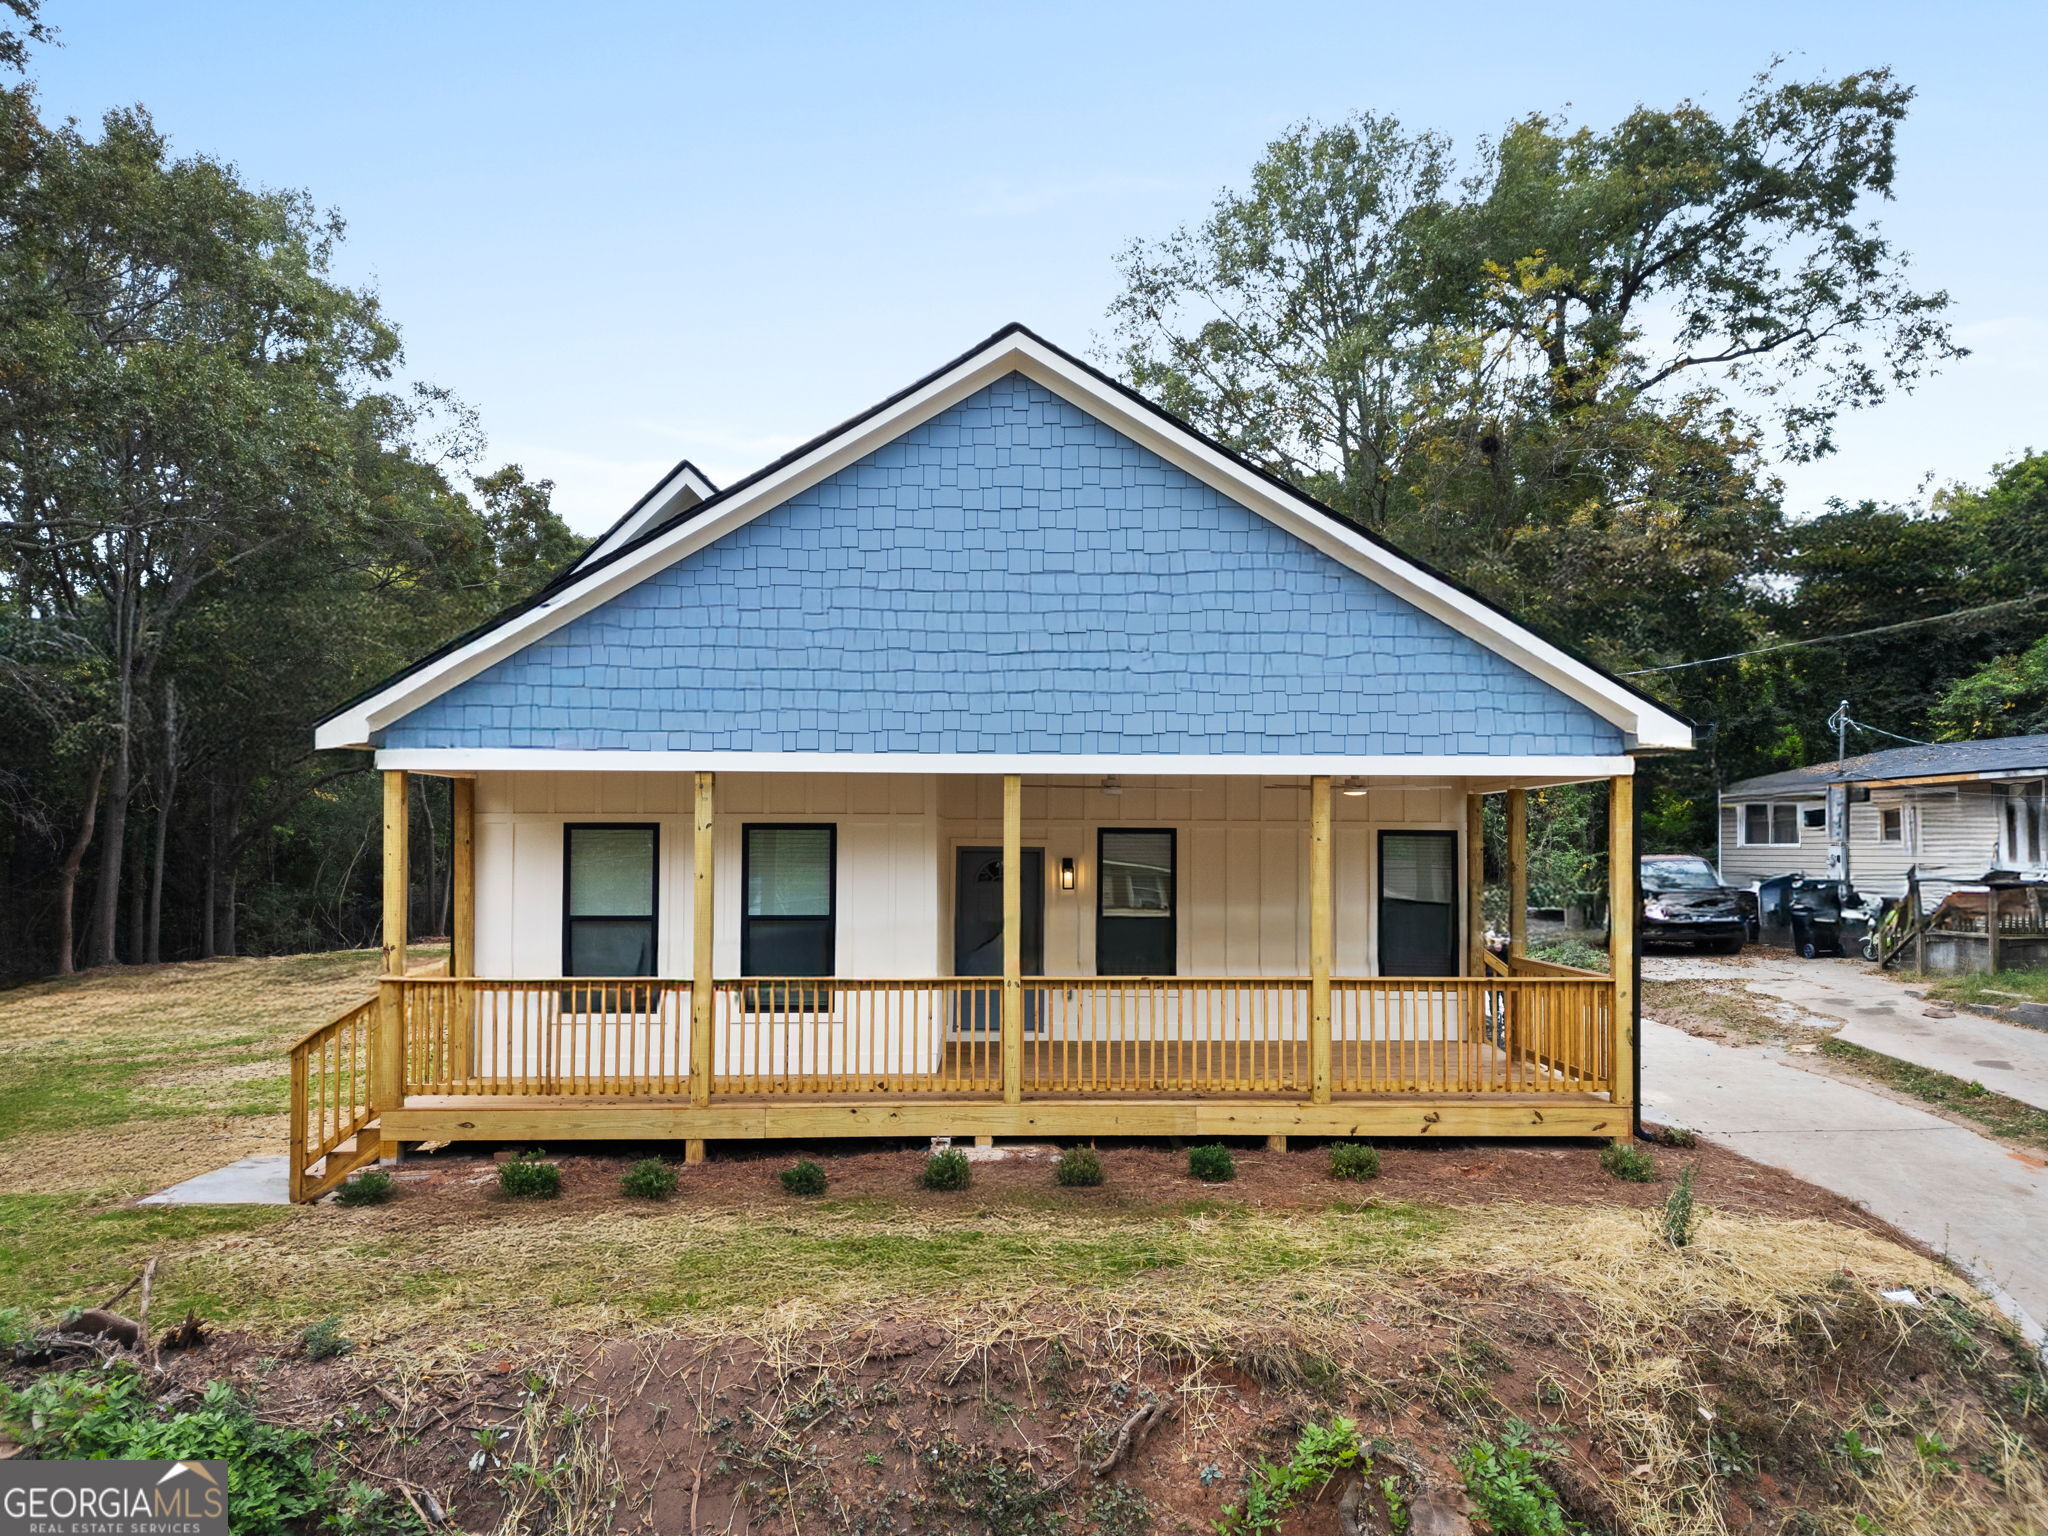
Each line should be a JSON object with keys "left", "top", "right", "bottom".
{"left": 1879, "top": 807, "right": 1906, "bottom": 845}
{"left": 1739, "top": 802, "right": 1801, "bottom": 846}
{"left": 2003, "top": 788, "right": 2046, "bottom": 868}
{"left": 1801, "top": 806, "right": 1826, "bottom": 831}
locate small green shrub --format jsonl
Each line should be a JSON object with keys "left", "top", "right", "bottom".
{"left": 1599, "top": 1141, "right": 1657, "bottom": 1183}
{"left": 921, "top": 1148, "right": 971, "bottom": 1191}
{"left": 1661, "top": 1162, "right": 1700, "bottom": 1248}
{"left": 299, "top": 1316, "right": 352, "bottom": 1361}
{"left": 332, "top": 1169, "right": 394, "bottom": 1207}
{"left": 0, "top": 1307, "right": 32, "bottom": 1351}
{"left": 0, "top": 1365, "right": 386, "bottom": 1535}
{"left": 1528, "top": 938, "right": 1608, "bottom": 973}
{"left": 620, "top": 1158, "right": 677, "bottom": 1200}
{"left": 780, "top": 1159, "right": 828, "bottom": 1196}
{"left": 1216, "top": 1415, "right": 1361, "bottom": 1534}
{"left": 1188, "top": 1143, "right": 1236, "bottom": 1183}
{"left": 1055, "top": 1146, "right": 1104, "bottom": 1187}
{"left": 498, "top": 1150, "right": 562, "bottom": 1200}
{"left": 1658, "top": 1123, "right": 1698, "bottom": 1149}
{"left": 1328, "top": 1142, "right": 1381, "bottom": 1181}
{"left": 1458, "top": 1419, "right": 1580, "bottom": 1535}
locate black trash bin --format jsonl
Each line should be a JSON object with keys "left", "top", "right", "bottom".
{"left": 1787, "top": 878, "right": 1865, "bottom": 959}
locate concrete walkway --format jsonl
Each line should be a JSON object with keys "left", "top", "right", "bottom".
{"left": 137, "top": 1154, "right": 293, "bottom": 1205}
{"left": 1646, "top": 953, "right": 2048, "bottom": 1112}
{"left": 1641, "top": 1020, "right": 2048, "bottom": 1343}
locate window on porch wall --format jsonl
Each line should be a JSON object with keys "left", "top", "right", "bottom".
{"left": 742, "top": 825, "right": 836, "bottom": 979}
{"left": 564, "top": 825, "right": 657, "bottom": 976}
{"left": 1097, "top": 829, "right": 1176, "bottom": 975}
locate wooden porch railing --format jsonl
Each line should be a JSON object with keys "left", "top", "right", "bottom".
{"left": 287, "top": 996, "right": 382, "bottom": 1201}
{"left": 371, "top": 973, "right": 1616, "bottom": 1100}
{"left": 289, "top": 972, "right": 1619, "bottom": 1196}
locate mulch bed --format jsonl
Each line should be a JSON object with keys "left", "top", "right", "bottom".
{"left": 363, "top": 1128, "right": 1907, "bottom": 1242}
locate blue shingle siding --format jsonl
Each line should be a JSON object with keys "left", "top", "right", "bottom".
{"left": 380, "top": 375, "right": 1623, "bottom": 757}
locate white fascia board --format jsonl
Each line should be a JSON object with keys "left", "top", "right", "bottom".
{"left": 318, "top": 331, "right": 1689, "bottom": 751}
{"left": 316, "top": 344, "right": 1034, "bottom": 750}
{"left": 372, "top": 748, "right": 1636, "bottom": 780}
{"left": 999, "top": 338, "right": 1689, "bottom": 748}
{"left": 572, "top": 461, "right": 719, "bottom": 572}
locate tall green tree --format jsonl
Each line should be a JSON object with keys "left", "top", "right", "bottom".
{"left": 0, "top": 32, "right": 580, "bottom": 975}
{"left": 0, "top": 85, "right": 402, "bottom": 966}
{"left": 1110, "top": 67, "right": 1960, "bottom": 670}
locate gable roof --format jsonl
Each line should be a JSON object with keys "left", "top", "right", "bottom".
{"left": 315, "top": 324, "right": 1691, "bottom": 756}
{"left": 1725, "top": 734, "right": 2048, "bottom": 797}
{"left": 565, "top": 457, "right": 718, "bottom": 576}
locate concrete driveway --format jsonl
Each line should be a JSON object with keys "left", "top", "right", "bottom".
{"left": 1645, "top": 951, "right": 2048, "bottom": 1111}
{"left": 1641, "top": 970, "right": 2048, "bottom": 1345}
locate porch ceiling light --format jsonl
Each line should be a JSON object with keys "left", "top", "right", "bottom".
{"left": 1100, "top": 775, "right": 1123, "bottom": 796}
{"left": 1339, "top": 777, "right": 1370, "bottom": 797}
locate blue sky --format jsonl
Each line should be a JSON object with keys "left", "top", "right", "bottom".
{"left": 31, "top": 1, "right": 2046, "bottom": 534}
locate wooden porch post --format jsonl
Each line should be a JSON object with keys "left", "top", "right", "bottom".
{"left": 449, "top": 776, "right": 476, "bottom": 1082}
{"left": 1308, "top": 775, "right": 1333, "bottom": 1105}
{"left": 380, "top": 769, "right": 409, "bottom": 979}
{"left": 371, "top": 769, "right": 409, "bottom": 1151}
{"left": 1506, "top": 788, "right": 1528, "bottom": 961}
{"left": 1001, "top": 773, "right": 1023, "bottom": 1105}
{"left": 689, "top": 773, "right": 715, "bottom": 1157}
{"left": 1607, "top": 773, "right": 1637, "bottom": 1137}
{"left": 451, "top": 777, "right": 475, "bottom": 978}
{"left": 1466, "top": 793, "right": 1486, "bottom": 973}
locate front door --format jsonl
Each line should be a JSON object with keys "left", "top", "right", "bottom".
{"left": 953, "top": 847, "right": 1044, "bottom": 1031}
{"left": 1378, "top": 830, "right": 1459, "bottom": 976}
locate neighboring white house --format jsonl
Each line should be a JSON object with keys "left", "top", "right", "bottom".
{"left": 1719, "top": 735, "right": 2048, "bottom": 903}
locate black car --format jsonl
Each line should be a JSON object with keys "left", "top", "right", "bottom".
{"left": 1639, "top": 854, "right": 1749, "bottom": 953}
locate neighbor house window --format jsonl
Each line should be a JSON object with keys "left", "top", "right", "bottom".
{"left": 1097, "top": 829, "right": 1176, "bottom": 975}
{"left": 563, "top": 825, "right": 658, "bottom": 976}
{"left": 742, "top": 825, "right": 836, "bottom": 980}
{"left": 1740, "top": 803, "right": 1800, "bottom": 846}
{"left": 1801, "top": 806, "right": 1826, "bottom": 831}
{"left": 1880, "top": 808, "right": 1905, "bottom": 844}
{"left": 2004, "top": 791, "right": 2046, "bottom": 867}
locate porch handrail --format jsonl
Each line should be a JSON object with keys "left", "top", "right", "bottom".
{"left": 380, "top": 973, "right": 1615, "bottom": 1103}
{"left": 287, "top": 996, "right": 382, "bottom": 1202}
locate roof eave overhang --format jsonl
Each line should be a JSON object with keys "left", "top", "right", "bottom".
{"left": 315, "top": 329, "right": 1692, "bottom": 754}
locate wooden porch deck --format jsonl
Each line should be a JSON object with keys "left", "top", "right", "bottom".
{"left": 290, "top": 969, "right": 1622, "bottom": 1199}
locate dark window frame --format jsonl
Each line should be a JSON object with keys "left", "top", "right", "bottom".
{"left": 1095, "top": 826, "right": 1177, "bottom": 977}
{"left": 740, "top": 823, "right": 839, "bottom": 993}
{"left": 1376, "top": 827, "right": 1461, "bottom": 978}
{"left": 561, "top": 822, "right": 661, "bottom": 1010}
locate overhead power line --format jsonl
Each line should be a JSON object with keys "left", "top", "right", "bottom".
{"left": 1620, "top": 592, "right": 2048, "bottom": 676}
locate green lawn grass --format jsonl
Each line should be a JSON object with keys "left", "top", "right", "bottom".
{"left": 1820, "top": 1038, "right": 2048, "bottom": 1153}
{"left": 1925, "top": 967, "right": 2048, "bottom": 1008}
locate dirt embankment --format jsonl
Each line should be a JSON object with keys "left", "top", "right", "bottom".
{"left": 10, "top": 1138, "right": 2047, "bottom": 1535}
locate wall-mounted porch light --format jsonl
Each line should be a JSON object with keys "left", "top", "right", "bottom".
{"left": 1059, "top": 856, "right": 1077, "bottom": 891}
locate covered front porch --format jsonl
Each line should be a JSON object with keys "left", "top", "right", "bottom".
{"left": 289, "top": 767, "right": 1637, "bottom": 1201}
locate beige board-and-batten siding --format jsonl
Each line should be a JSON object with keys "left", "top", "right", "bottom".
{"left": 1718, "top": 785, "right": 2006, "bottom": 904}
{"left": 464, "top": 771, "right": 1478, "bottom": 1085}
{"left": 470, "top": 771, "right": 1470, "bottom": 981}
